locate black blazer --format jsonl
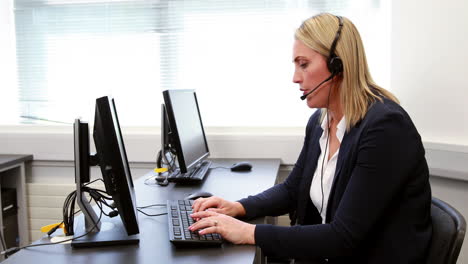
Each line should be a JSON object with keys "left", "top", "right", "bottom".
{"left": 239, "top": 98, "right": 432, "bottom": 264}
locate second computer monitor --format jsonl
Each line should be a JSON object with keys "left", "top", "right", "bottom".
{"left": 162, "top": 89, "right": 209, "bottom": 173}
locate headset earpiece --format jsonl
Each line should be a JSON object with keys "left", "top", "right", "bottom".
{"left": 327, "top": 16, "right": 344, "bottom": 75}
{"left": 327, "top": 56, "right": 343, "bottom": 75}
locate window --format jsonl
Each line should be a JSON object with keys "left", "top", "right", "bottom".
{"left": 7, "top": 0, "right": 389, "bottom": 126}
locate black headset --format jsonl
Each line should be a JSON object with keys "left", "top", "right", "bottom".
{"left": 327, "top": 16, "right": 344, "bottom": 75}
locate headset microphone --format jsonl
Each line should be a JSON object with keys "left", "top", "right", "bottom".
{"left": 300, "top": 72, "right": 336, "bottom": 100}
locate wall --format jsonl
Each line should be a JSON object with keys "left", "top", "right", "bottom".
{"left": 391, "top": 0, "right": 468, "bottom": 146}
{"left": 391, "top": 1, "right": 468, "bottom": 261}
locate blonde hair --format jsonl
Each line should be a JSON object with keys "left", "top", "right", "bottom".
{"left": 295, "top": 13, "right": 398, "bottom": 130}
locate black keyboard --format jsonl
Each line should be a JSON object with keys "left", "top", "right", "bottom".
{"left": 167, "top": 160, "right": 212, "bottom": 183}
{"left": 167, "top": 199, "right": 223, "bottom": 246}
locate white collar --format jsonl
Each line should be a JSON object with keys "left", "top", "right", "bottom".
{"left": 320, "top": 113, "right": 346, "bottom": 143}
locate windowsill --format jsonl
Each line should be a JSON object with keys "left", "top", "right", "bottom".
{"left": 0, "top": 124, "right": 305, "bottom": 136}
{"left": 1, "top": 125, "right": 467, "bottom": 181}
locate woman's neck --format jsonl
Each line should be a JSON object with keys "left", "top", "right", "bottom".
{"left": 326, "top": 86, "right": 344, "bottom": 124}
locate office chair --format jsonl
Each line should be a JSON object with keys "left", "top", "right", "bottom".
{"left": 426, "top": 197, "right": 466, "bottom": 264}
{"left": 266, "top": 197, "right": 467, "bottom": 264}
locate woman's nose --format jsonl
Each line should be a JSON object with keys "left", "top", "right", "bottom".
{"left": 293, "top": 70, "right": 302, "bottom": 84}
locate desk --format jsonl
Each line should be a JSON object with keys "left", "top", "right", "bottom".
{"left": 3, "top": 158, "right": 280, "bottom": 264}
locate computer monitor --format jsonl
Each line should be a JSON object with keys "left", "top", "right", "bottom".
{"left": 71, "top": 96, "right": 139, "bottom": 248}
{"left": 162, "top": 89, "right": 210, "bottom": 174}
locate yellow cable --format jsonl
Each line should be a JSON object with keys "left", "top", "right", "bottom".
{"left": 40, "top": 222, "right": 66, "bottom": 234}
{"left": 154, "top": 167, "right": 168, "bottom": 173}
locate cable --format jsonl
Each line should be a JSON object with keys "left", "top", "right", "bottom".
{"left": 136, "top": 209, "right": 167, "bottom": 217}
{"left": 83, "top": 178, "right": 104, "bottom": 186}
{"left": 150, "top": 149, "right": 176, "bottom": 187}
{"left": 1, "top": 210, "right": 103, "bottom": 257}
{"left": 210, "top": 166, "right": 230, "bottom": 170}
{"left": 2, "top": 181, "right": 119, "bottom": 257}
{"left": 136, "top": 203, "right": 167, "bottom": 217}
{"left": 144, "top": 176, "right": 159, "bottom": 186}
{"left": 61, "top": 185, "right": 114, "bottom": 236}
{"left": 63, "top": 190, "right": 77, "bottom": 235}
{"left": 319, "top": 82, "right": 333, "bottom": 215}
{"left": 137, "top": 204, "right": 166, "bottom": 209}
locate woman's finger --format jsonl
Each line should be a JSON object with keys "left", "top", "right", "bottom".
{"left": 197, "top": 198, "right": 220, "bottom": 212}
{"left": 198, "top": 226, "right": 218, "bottom": 235}
{"left": 189, "top": 217, "right": 218, "bottom": 231}
{"left": 190, "top": 210, "right": 217, "bottom": 219}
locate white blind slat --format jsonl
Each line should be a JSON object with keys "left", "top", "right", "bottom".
{"left": 11, "top": 0, "right": 389, "bottom": 126}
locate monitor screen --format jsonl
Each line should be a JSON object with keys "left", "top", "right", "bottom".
{"left": 162, "top": 90, "right": 209, "bottom": 173}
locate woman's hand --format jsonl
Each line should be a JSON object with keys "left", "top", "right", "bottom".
{"left": 189, "top": 211, "right": 255, "bottom": 245}
{"left": 191, "top": 196, "right": 246, "bottom": 217}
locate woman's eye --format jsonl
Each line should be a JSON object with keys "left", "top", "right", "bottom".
{"left": 300, "top": 63, "right": 308, "bottom": 69}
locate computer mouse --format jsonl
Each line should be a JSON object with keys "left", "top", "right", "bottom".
{"left": 230, "top": 161, "right": 253, "bottom": 172}
{"left": 185, "top": 191, "right": 213, "bottom": 200}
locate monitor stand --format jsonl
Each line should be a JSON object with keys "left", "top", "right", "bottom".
{"left": 71, "top": 166, "right": 139, "bottom": 248}
{"left": 71, "top": 214, "right": 139, "bottom": 248}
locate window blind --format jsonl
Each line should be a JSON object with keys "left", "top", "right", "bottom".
{"left": 13, "top": 0, "right": 389, "bottom": 126}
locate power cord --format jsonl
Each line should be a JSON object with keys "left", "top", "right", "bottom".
{"left": 1, "top": 179, "right": 114, "bottom": 257}
{"left": 148, "top": 149, "right": 177, "bottom": 187}
{"left": 0, "top": 211, "right": 103, "bottom": 258}
{"left": 137, "top": 209, "right": 167, "bottom": 217}
{"left": 209, "top": 166, "right": 230, "bottom": 170}
{"left": 136, "top": 204, "right": 167, "bottom": 217}
{"left": 137, "top": 204, "right": 166, "bottom": 209}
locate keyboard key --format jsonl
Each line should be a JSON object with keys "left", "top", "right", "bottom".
{"left": 167, "top": 199, "right": 222, "bottom": 246}
{"left": 167, "top": 161, "right": 212, "bottom": 183}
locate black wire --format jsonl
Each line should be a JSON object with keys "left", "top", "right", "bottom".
{"left": 83, "top": 178, "right": 104, "bottom": 186}
{"left": 136, "top": 209, "right": 167, "bottom": 217}
{"left": 150, "top": 149, "right": 177, "bottom": 187}
{"left": 63, "top": 190, "right": 77, "bottom": 235}
{"left": 1, "top": 210, "right": 103, "bottom": 257}
{"left": 47, "top": 208, "right": 84, "bottom": 237}
{"left": 144, "top": 176, "right": 159, "bottom": 186}
{"left": 210, "top": 166, "right": 230, "bottom": 170}
{"left": 162, "top": 151, "right": 176, "bottom": 172}
{"left": 137, "top": 204, "right": 166, "bottom": 209}
{"left": 2, "top": 184, "right": 121, "bottom": 256}
{"left": 319, "top": 82, "right": 333, "bottom": 215}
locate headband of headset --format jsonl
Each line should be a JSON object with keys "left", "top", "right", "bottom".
{"left": 327, "top": 16, "right": 344, "bottom": 75}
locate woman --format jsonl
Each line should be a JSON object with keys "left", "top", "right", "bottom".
{"left": 189, "top": 13, "right": 432, "bottom": 263}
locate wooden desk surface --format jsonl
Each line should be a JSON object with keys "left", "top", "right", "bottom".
{"left": 0, "top": 154, "right": 33, "bottom": 171}
{"left": 3, "top": 158, "right": 280, "bottom": 264}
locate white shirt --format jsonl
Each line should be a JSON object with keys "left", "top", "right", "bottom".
{"left": 310, "top": 114, "right": 346, "bottom": 224}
